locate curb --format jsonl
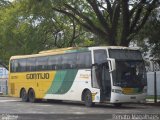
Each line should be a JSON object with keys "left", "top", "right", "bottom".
{"left": 0, "top": 95, "right": 9, "bottom": 97}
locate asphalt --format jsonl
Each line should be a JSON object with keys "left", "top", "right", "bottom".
{"left": 0, "top": 96, "right": 160, "bottom": 120}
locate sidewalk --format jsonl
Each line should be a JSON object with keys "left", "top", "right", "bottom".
{"left": 145, "top": 99, "right": 160, "bottom": 106}
{"left": 0, "top": 94, "right": 9, "bottom": 97}
{"left": 146, "top": 99, "right": 160, "bottom": 103}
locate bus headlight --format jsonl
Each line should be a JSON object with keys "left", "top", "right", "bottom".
{"left": 112, "top": 89, "right": 122, "bottom": 94}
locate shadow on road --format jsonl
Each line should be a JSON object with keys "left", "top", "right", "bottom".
{"left": 22, "top": 99, "right": 147, "bottom": 110}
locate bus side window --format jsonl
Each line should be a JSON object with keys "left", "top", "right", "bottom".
{"left": 18, "top": 59, "right": 27, "bottom": 72}
{"left": 26, "top": 58, "right": 36, "bottom": 71}
{"left": 10, "top": 60, "right": 17, "bottom": 72}
{"left": 77, "top": 52, "right": 91, "bottom": 69}
{"left": 48, "top": 55, "right": 62, "bottom": 70}
{"left": 36, "top": 56, "right": 48, "bottom": 71}
{"left": 10, "top": 60, "right": 13, "bottom": 72}
{"left": 15, "top": 60, "right": 20, "bottom": 72}
{"left": 61, "top": 53, "right": 77, "bottom": 69}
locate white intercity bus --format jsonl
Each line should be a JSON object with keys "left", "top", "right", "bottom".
{"left": 9, "top": 46, "right": 147, "bottom": 107}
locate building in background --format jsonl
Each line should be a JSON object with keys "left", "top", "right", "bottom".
{"left": 0, "top": 67, "right": 8, "bottom": 95}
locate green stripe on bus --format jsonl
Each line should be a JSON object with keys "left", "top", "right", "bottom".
{"left": 55, "top": 69, "right": 78, "bottom": 94}
{"left": 47, "top": 71, "right": 67, "bottom": 94}
{"left": 47, "top": 69, "right": 78, "bottom": 94}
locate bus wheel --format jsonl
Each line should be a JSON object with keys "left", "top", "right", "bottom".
{"left": 21, "top": 89, "right": 28, "bottom": 102}
{"left": 113, "top": 103, "right": 122, "bottom": 107}
{"left": 28, "top": 89, "right": 36, "bottom": 103}
{"left": 83, "top": 90, "right": 94, "bottom": 107}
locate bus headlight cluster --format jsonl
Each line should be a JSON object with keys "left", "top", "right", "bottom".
{"left": 112, "top": 89, "right": 122, "bottom": 94}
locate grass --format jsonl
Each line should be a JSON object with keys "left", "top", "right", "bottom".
{"left": 146, "top": 95, "right": 160, "bottom": 99}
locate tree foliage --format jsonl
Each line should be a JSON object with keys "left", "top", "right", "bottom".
{"left": 0, "top": 0, "right": 94, "bottom": 69}
{"left": 0, "top": 0, "right": 159, "bottom": 69}
{"left": 50, "top": 0, "right": 158, "bottom": 46}
{"left": 135, "top": 9, "right": 160, "bottom": 61}
{"left": 19, "top": 0, "right": 93, "bottom": 48}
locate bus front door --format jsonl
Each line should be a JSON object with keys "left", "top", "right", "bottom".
{"left": 100, "top": 63, "right": 111, "bottom": 101}
{"left": 92, "top": 63, "right": 111, "bottom": 102}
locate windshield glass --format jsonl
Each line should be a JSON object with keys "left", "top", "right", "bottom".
{"left": 113, "top": 60, "right": 147, "bottom": 87}
{"left": 109, "top": 49, "right": 142, "bottom": 60}
{"left": 109, "top": 49, "right": 147, "bottom": 88}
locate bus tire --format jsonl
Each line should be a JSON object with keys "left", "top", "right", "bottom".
{"left": 28, "top": 89, "right": 36, "bottom": 103}
{"left": 113, "top": 103, "right": 122, "bottom": 107}
{"left": 83, "top": 90, "right": 94, "bottom": 107}
{"left": 20, "top": 89, "right": 28, "bottom": 102}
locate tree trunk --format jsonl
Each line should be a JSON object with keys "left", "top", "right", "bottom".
{"left": 119, "top": 39, "right": 130, "bottom": 47}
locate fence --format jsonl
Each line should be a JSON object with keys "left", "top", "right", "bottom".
{"left": 147, "top": 72, "right": 160, "bottom": 96}
{"left": 0, "top": 79, "right": 8, "bottom": 95}
{"left": 145, "top": 60, "right": 160, "bottom": 102}
{"left": 0, "top": 67, "right": 8, "bottom": 95}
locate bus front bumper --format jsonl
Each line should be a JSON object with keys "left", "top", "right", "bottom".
{"left": 110, "top": 92, "right": 147, "bottom": 103}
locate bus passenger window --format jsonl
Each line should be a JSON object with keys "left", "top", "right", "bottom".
{"left": 36, "top": 56, "right": 48, "bottom": 71}
{"left": 77, "top": 52, "right": 91, "bottom": 69}
{"left": 18, "top": 59, "right": 27, "bottom": 72}
{"left": 48, "top": 55, "right": 61, "bottom": 70}
{"left": 10, "top": 60, "right": 18, "bottom": 72}
{"left": 26, "top": 58, "right": 36, "bottom": 71}
{"left": 61, "top": 53, "right": 77, "bottom": 69}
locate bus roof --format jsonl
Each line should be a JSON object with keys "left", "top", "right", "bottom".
{"left": 89, "top": 46, "right": 139, "bottom": 50}
{"left": 10, "top": 47, "right": 83, "bottom": 60}
{"left": 10, "top": 46, "right": 139, "bottom": 60}
{"left": 39, "top": 47, "right": 81, "bottom": 54}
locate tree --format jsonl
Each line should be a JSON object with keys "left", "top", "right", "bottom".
{"left": 15, "top": 0, "right": 95, "bottom": 48}
{"left": 50, "top": 0, "right": 158, "bottom": 46}
{"left": 0, "top": 0, "right": 94, "bottom": 68}
{"left": 135, "top": 8, "right": 160, "bottom": 62}
{"left": 0, "top": 0, "right": 12, "bottom": 69}
{"left": 0, "top": 0, "right": 158, "bottom": 69}
{"left": 0, "top": 1, "right": 50, "bottom": 69}
{"left": 0, "top": 0, "right": 10, "bottom": 7}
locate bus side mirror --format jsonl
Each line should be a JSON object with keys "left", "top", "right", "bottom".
{"left": 107, "top": 58, "right": 116, "bottom": 72}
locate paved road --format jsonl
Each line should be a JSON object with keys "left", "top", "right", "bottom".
{"left": 0, "top": 97, "right": 160, "bottom": 120}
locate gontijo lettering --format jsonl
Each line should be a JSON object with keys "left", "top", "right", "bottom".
{"left": 26, "top": 73, "right": 49, "bottom": 79}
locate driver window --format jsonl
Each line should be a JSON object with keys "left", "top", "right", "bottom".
{"left": 94, "top": 50, "right": 107, "bottom": 64}
{"left": 93, "top": 50, "right": 110, "bottom": 89}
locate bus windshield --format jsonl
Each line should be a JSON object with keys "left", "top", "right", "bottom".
{"left": 113, "top": 60, "right": 147, "bottom": 87}
{"left": 109, "top": 49, "right": 147, "bottom": 88}
{"left": 109, "top": 49, "right": 142, "bottom": 60}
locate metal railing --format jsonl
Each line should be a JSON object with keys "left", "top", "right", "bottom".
{"left": 145, "top": 60, "right": 160, "bottom": 103}
{"left": 0, "top": 79, "right": 8, "bottom": 95}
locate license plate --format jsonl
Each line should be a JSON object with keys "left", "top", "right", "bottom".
{"left": 130, "top": 96, "right": 136, "bottom": 99}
